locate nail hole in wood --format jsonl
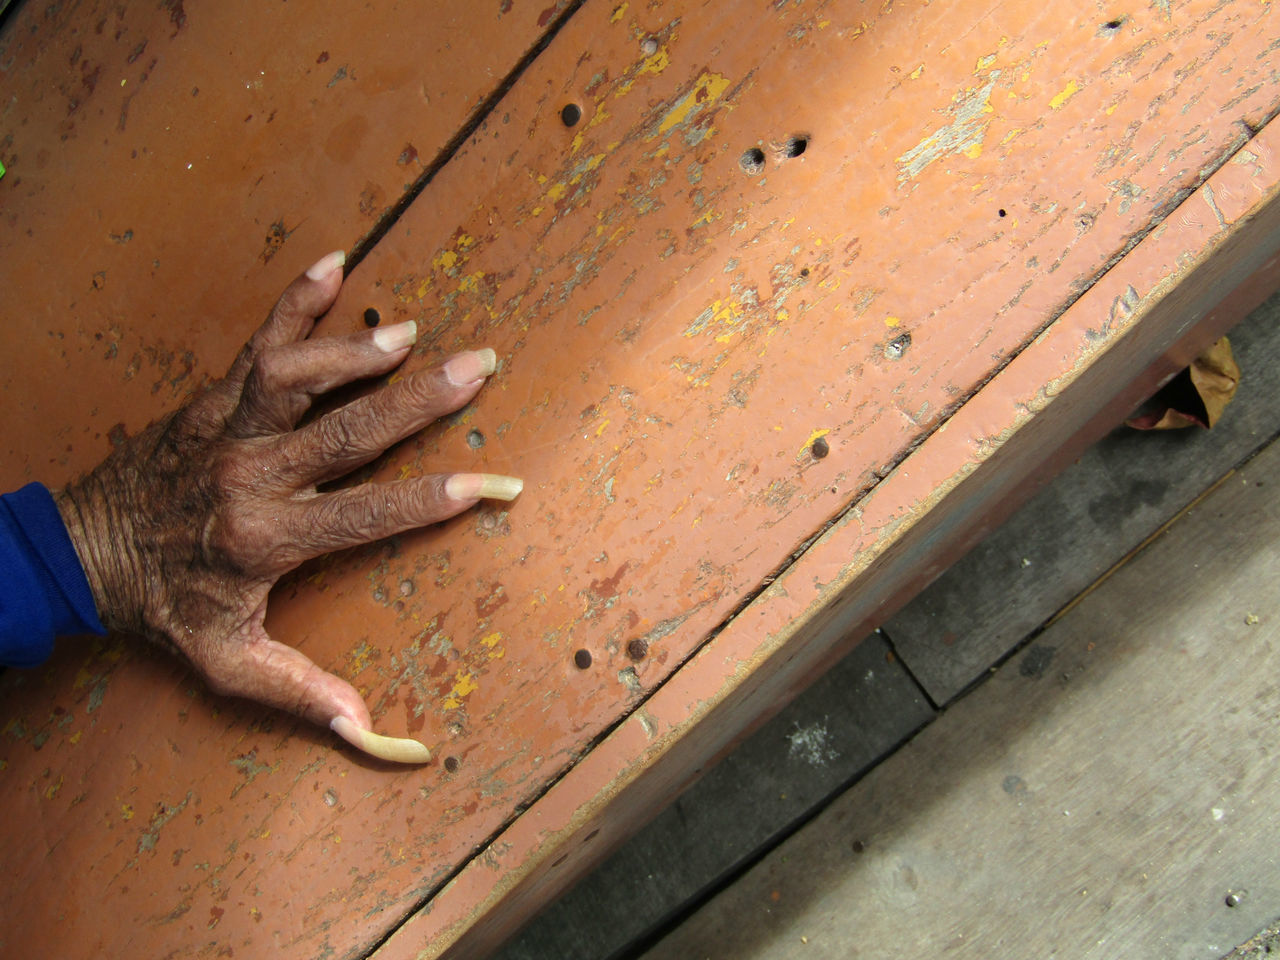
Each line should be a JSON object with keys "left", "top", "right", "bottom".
{"left": 363, "top": 307, "right": 381, "bottom": 327}
{"left": 443, "top": 756, "right": 460, "bottom": 773}
{"left": 466, "top": 428, "right": 486, "bottom": 449}
{"left": 884, "top": 332, "right": 912, "bottom": 360}
{"left": 574, "top": 649, "right": 593, "bottom": 669}
{"left": 627, "top": 638, "right": 648, "bottom": 660}
{"left": 784, "top": 135, "right": 809, "bottom": 158}
{"left": 740, "top": 147, "right": 766, "bottom": 175}
{"left": 811, "top": 436, "right": 830, "bottom": 459}
{"left": 998, "top": 208, "right": 1007, "bottom": 218}
{"left": 800, "top": 267, "right": 811, "bottom": 278}
{"left": 1103, "top": 17, "right": 1123, "bottom": 29}
{"left": 561, "top": 103, "right": 582, "bottom": 127}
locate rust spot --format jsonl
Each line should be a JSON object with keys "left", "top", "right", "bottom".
{"left": 208, "top": 906, "right": 224, "bottom": 929}
{"left": 397, "top": 143, "right": 419, "bottom": 166}
{"left": 316, "top": 51, "right": 330, "bottom": 64}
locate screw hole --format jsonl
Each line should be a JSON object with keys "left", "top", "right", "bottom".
{"left": 1103, "top": 18, "right": 1123, "bottom": 29}
{"left": 466, "top": 428, "right": 486, "bottom": 449}
{"left": 574, "top": 649, "right": 593, "bottom": 669}
{"left": 784, "top": 135, "right": 809, "bottom": 158}
{"left": 363, "top": 307, "right": 381, "bottom": 327}
{"left": 627, "top": 638, "right": 649, "bottom": 660}
{"left": 884, "top": 332, "right": 912, "bottom": 360}
{"left": 799, "top": 267, "right": 811, "bottom": 278}
{"left": 811, "top": 436, "right": 830, "bottom": 459}
{"left": 740, "top": 147, "right": 765, "bottom": 175}
{"left": 561, "top": 103, "right": 582, "bottom": 127}
{"left": 998, "top": 208, "right": 1007, "bottom": 218}
{"left": 443, "top": 756, "right": 460, "bottom": 773}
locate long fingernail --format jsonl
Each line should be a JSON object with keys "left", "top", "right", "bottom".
{"left": 306, "top": 250, "right": 347, "bottom": 281}
{"left": 445, "top": 473, "right": 524, "bottom": 501}
{"left": 444, "top": 348, "right": 498, "bottom": 386}
{"left": 331, "top": 715, "right": 431, "bottom": 764}
{"left": 373, "top": 319, "right": 417, "bottom": 353}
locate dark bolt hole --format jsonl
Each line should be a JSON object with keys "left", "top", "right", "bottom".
{"left": 740, "top": 147, "right": 766, "bottom": 175}
{"left": 784, "top": 135, "right": 809, "bottom": 158}
{"left": 885, "top": 332, "right": 912, "bottom": 360}
{"left": 1103, "top": 18, "right": 1123, "bottom": 29}
{"left": 443, "top": 756, "right": 460, "bottom": 773}
{"left": 627, "top": 638, "right": 649, "bottom": 660}
{"left": 363, "top": 307, "right": 381, "bottom": 327}
{"left": 574, "top": 648, "right": 593, "bottom": 669}
{"left": 466, "top": 428, "right": 486, "bottom": 449}
{"left": 561, "top": 103, "right": 582, "bottom": 127}
{"left": 998, "top": 208, "right": 1007, "bottom": 218}
{"left": 800, "top": 267, "right": 811, "bottom": 278}
{"left": 811, "top": 436, "right": 830, "bottom": 459}
{"left": 852, "top": 840, "right": 866, "bottom": 854}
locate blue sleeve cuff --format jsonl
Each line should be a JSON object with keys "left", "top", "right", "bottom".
{"left": 0, "top": 483, "right": 107, "bottom": 668}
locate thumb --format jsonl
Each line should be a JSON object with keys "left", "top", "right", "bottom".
{"left": 206, "top": 632, "right": 431, "bottom": 764}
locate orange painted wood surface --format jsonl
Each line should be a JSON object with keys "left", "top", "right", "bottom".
{"left": 1, "top": 0, "right": 1278, "bottom": 958}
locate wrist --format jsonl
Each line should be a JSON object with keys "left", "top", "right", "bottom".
{"left": 53, "top": 470, "right": 143, "bottom": 637}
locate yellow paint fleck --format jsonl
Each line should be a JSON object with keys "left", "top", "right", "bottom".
{"left": 69, "top": 731, "right": 82, "bottom": 745}
{"left": 797, "top": 429, "right": 830, "bottom": 459}
{"left": 818, "top": 18, "right": 831, "bottom": 28}
{"left": 909, "top": 64, "right": 925, "bottom": 80}
{"left": 397, "top": 464, "right": 413, "bottom": 481}
{"left": 715, "top": 333, "right": 733, "bottom": 344}
{"left": 964, "top": 141, "right": 983, "bottom": 159}
{"left": 595, "top": 418, "right": 611, "bottom": 437}
{"left": 531, "top": 206, "right": 545, "bottom": 217}
{"left": 570, "top": 131, "right": 585, "bottom": 154}
{"left": 0, "top": 759, "right": 6, "bottom": 771}
{"left": 546, "top": 182, "right": 567, "bottom": 202}
{"left": 536, "top": 173, "right": 548, "bottom": 185}
{"left": 1105, "top": 103, "right": 1118, "bottom": 115}
{"left": 1001, "top": 128, "right": 1023, "bottom": 145}
{"left": 120, "top": 803, "right": 134, "bottom": 820}
{"left": 434, "top": 249, "right": 459, "bottom": 272}
{"left": 975, "top": 53, "right": 997, "bottom": 72}
{"left": 610, "top": 1, "right": 628, "bottom": 22}
{"left": 1049, "top": 79, "right": 1081, "bottom": 110}
{"left": 658, "top": 72, "right": 731, "bottom": 134}
{"left": 885, "top": 315, "right": 901, "bottom": 328}
{"left": 443, "top": 669, "right": 480, "bottom": 710}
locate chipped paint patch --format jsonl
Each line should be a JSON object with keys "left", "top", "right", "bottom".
{"left": 657, "top": 72, "right": 730, "bottom": 136}
{"left": 1049, "top": 79, "right": 1081, "bottom": 110}
{"left": 896, "top": 74, "right": 1000, "bottom": 181}
{"left": 443, "top": 669, "right": 480, "bottom": 709}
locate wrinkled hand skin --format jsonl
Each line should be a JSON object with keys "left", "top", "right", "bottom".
{"left": 54, "top": 252, "right": 519, "bottom": 757}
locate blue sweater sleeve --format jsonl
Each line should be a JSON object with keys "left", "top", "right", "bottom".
{"left": 0, "top": 483, "right": 106, "bottom": 668}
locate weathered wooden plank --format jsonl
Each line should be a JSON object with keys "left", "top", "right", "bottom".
{"left": 502, "top": 285, "right": 1280, "bottom": 958}
{"left": 642, "top": 436, "right": 1280, "bottom": 960}
{"left": 0, "top": 0, "right": 572, "bottom": 487}
{"left": 887, "top": 291, "right": 1280, "bottom": 704}
{"left": 1, "top": 0, "right": 1277, "bottom": 958}
{"left": 494, "top": 631, "right": 933, "bottom": 960}
{"left": 364, "top": 4, "right": 1280, "bottom": 957}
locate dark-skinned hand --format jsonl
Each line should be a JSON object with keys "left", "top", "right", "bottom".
{"left": 54, "top": 251, "right": 521, "bottom": 762}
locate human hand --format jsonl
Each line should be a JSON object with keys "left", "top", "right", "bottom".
{"left": 54, "top": 251, "right": 521, "bottom": 762}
